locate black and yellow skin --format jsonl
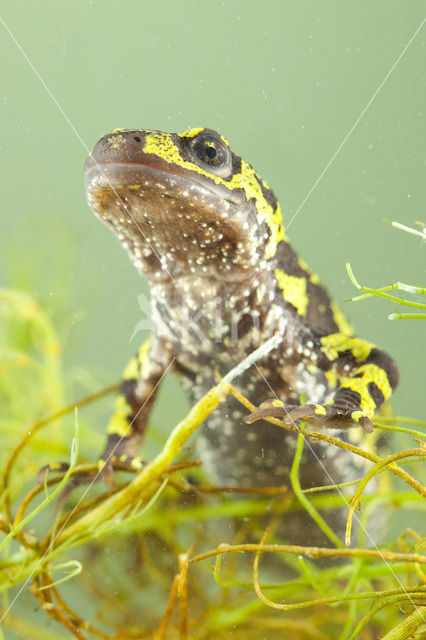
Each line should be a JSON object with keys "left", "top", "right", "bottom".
{"left": 84, "top": 128, "right": 398, "bottom": 538}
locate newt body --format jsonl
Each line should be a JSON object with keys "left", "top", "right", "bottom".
{"left": 85, "top": 128, "right": 398, "bottom": 539}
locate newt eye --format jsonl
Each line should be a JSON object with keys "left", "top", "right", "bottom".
{"left": 188, "top": 133, "right": 232, "bottom": 177}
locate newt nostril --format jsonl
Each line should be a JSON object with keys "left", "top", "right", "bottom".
{"left": 133, "top": 136, "right": 142, "bottom": 143}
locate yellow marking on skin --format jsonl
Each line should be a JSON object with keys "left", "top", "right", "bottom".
{"left": 97, "top": 459, "right": 106, "bottom": 471}
{"left": 112, "top": 128, "right": 125, "bottom": 133}
{"left": 264, "top": 202, "right": 285, "bottom": 259}
{"left": 181, "top": 127, "right": 205, "bottom": 138}
{"left": 275, "top": 269, "right": 308, "bottom": 316}
{"left": 112, "top": 185, "right": 139, "bottom": 190}
{"left": 272, "top": 399, "right": 284, "bottom": 407}
{"left": 182, "top": 128, "right": 230, "bottom": 146}
{"left": 320, "top": 333, "right": 373, "bottom": 362}
{"left": 107, "top": 395, "right": 132, "bottom": 437}
{"left": 144, "top": 130, "right": 285, "bottom": 259}
{"left": 297, "top": 257, "right": 320, "bottom": 285}
{"left": 49, "top": 462, "right": 64, "bottom": 471}
{"left": 325, "top": 370, "right": 339, "bottom": 390}
{"left": 123, "top": 355, "right": 139, "bottom": 381}
{"left": 107, "top": 134, "right": 125, "bottom": 149}
{"left": 314, "top": 405, "right": 327, "bottom": 416}
{"left": 138, "top": 337, "right": 152, "bottom": 379}
{"left": 331, "top": 301, "right": 354, "bottom": 337}
{"left": 123, "top": 337, "right": 152, "bottom": 381}
{"left": 339, "top": 363, "right": 392, "bottom": 418}
{"left": 109, "top": 338, "right": 153, "bottom": 437}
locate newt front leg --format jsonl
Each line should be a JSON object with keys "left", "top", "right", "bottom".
{"left": 99, "top": 336, "right": 174, "bottom": 485}
{"left": 248, "top": 333, "right": 399, "bottom": 433}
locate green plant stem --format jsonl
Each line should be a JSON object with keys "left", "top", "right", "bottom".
{"left": 0, "top": 417, "right": 79, "bottom": 554}
{"left": 290, "top": 433, "right": 343, "bottom": 548}
{"left": 54, "top": 384, "right": 227, "bottom": 551}
{"left": 345, "top": 447, "right": 425, "bottom": 546}
{"left": 380, "top": 606, "right": 426, "bottom": 639}
{"left": 347, "top": 594, "right": 426, "bottom": 640}
{"left": 389, "top": 312, "right": 426, "bottom": 319}
{"left": 345, "top": 264, "right": 426, "bottom": 308}
{"left": 53, "top": 335, "right": 281, "bottom": 552}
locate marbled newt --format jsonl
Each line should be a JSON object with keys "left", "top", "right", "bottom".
{"left": 84, "top": 127, "right": 398, "bottom": 511}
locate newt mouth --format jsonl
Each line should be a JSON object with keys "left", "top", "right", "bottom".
{"left": 85, "top": 161, "right": 244, "bottom": 220}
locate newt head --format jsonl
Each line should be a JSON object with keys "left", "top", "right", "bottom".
{"left": 85, "top": 128, "right": 284, "bottom": 282}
